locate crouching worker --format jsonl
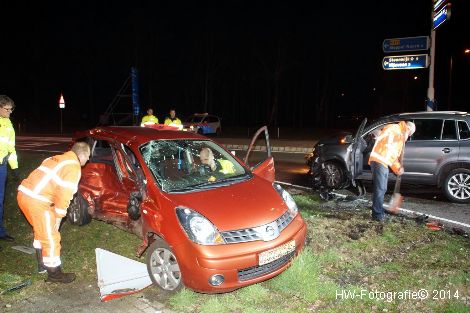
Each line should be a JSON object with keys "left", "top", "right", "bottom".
{"left": 17, "top": 142, "right": 90, "bottom": 283}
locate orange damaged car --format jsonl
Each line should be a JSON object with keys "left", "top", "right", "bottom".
{"left": 67, "top": 126, "right": 307, "bottom": 293}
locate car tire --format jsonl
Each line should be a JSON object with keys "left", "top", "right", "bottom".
{"left": 146, "top": 237, "right": 183, "bottom": 292}
{"left": 67, "top": 193, "right": 92, "bottom": 226}
{"left": 321, "top": 161, "right": 346, "bottom": 189}
{"left": 443, "top": 168, "right": 470, "bottom": 203}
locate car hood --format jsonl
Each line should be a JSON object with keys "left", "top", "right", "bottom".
{"left": 165, "top": 176, "right": 288, "bottom": 231}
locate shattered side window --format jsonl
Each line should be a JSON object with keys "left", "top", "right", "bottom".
{"left": 139, "top": 140, "right": 249, "bottom": 193}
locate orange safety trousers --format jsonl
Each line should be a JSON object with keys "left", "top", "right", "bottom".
{"left": 17, "top": 191, "right": 62, "bottom": 267}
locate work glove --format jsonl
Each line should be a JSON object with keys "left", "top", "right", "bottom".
{"left": 11, "top": 168, "right": 20, "bottom": 180}
{"left": 396, "top": 167, "right": 404, "bottom": 176}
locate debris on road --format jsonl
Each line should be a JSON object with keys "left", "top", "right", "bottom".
{"left": 95, "top": 248, "right": 153, "bottom": 302}
{"left": 0, "top": 279, "right": 32, "bottom": 295}
{"left": 414, "top": 214, "right": 429, "bottom": 225}
{"left": 451, "top": 227, "right": 469, "bottom": 237}
{"left": 11, "top": 246, "right": 35, "bottom": 255}
{"left": 425, "top": 221, "right": 443, "bottom": 231}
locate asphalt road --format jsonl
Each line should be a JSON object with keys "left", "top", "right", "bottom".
{"left": 16, "top": 136, "right": 470, "bottom": 235}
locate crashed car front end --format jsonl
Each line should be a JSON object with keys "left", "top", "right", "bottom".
{"left": 306, "top": 144, "right": 326, "bottom": 189}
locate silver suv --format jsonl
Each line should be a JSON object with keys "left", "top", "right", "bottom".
{"left": 307, "top": 111, "right": 470, "bottom": 203}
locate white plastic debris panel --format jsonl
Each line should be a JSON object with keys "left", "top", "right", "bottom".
{"left": 95, "top": 248, "right": 153, "bottom": 302}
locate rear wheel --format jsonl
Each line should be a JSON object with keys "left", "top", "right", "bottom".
{"left": 321, "top": 161, "right": 346, "bottom": 189}
{"left": 146, "top": 238, "right": 182, "bottom": 292}
{"left": 443, "top": 169, "right": 470, "bottom": 203}
{"left": 67, "top": 193, "right": 92, "bottom": 226}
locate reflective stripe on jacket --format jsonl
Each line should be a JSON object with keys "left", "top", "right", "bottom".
{"left": 368, "top": 121, "right": 407, "bottom": 174}
{"left": 18, "top": 151, "right": 81, "bottom": 217}
{"left": 0, "top": 117, "right": 18, "bottom": 169}
{"left": 141, "top": 115, "right": 159, "bottom": 127}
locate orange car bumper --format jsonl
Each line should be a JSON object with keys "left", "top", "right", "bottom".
{"left": 174, "top": 214, "right": 307, "bottom": 293}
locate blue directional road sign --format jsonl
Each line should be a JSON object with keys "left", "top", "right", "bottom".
{"left": 383, "top": 36, "right": 430, "bottom": 53}
{"left": 433, "top": 3, "right": 451, "bottom": 30}
{"left": 382, "top": 54, "right": 429, "bottom": 70}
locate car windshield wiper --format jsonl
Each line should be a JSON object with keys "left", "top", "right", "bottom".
{"left": 168, "top": 174, "right": 251, "bottom": 193}
{"left": 214, "top": 173, "right": 251, "bottom": 184}
{"left": 191, "top": 173, "right": 251, "bottom": 189}
{"left": 168, "top": 186, "right": 203, "bottom": 193}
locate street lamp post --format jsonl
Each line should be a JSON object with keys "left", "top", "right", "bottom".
{"left": 426, "top": 28, "right": 436, "bottom": 111}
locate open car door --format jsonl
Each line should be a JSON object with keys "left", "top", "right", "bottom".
{"left": 346, "top": 118, "right": 367, "bottom": 188}
{"left": 244, "top": 126, "right": 275, "bottom": 182}
{"left": 78, "top": 138, "right": 146, "bottom": 229}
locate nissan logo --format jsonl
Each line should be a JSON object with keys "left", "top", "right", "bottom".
{"left": 265, "top": 225, "right": 275, "bottom": 237}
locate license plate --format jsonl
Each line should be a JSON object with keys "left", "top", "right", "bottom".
{"left": 258, "top": 240, "right": 296, "bottom": 266}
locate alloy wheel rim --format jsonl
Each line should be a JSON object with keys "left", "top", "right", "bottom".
{"left": 325, "top": 164, "right": 340, "bottom": 187}
{"left": 447, "top": 173, "right": 470, "bottom": 200}
{"left": 150, "top": 248, "right": 181, "bottom": 290}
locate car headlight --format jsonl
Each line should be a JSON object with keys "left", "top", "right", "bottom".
{"left": 273, "top": 184, "right": 298, "bottom": 218}
{"left": 176, "top": 207, "right": 225, "bottom": 245}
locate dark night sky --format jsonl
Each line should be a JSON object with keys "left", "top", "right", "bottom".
{"left": 1, "top": 0, "right": 468, "bottom": 132}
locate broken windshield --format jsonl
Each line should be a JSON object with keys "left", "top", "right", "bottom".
{"left": 140, "top": 139, "right": 249, "bottom": 192}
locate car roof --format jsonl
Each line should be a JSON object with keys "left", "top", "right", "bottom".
{"left": 362, "top": 111, "right": 469, "bottom": 134}
{"left": 81, "top": 126, "right": 207, "bottom": 146}
{"left": 391, "top": 111, "right": 469, "bottom": 119}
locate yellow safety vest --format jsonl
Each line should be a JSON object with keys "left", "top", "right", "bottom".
{"left": 164, "top": 117, "right": 182, "bottom": 125}
{"left": 0, "top": 117, "right": 18, "bottom": 169}
{"left": 141, "top": 115, "right": 159, "bottom": 127}
{"left": 217, "top": 159, "right": 235, "bottom": 174}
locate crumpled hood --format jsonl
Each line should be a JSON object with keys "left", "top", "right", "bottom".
{"left": 166, "top": 176, "right": 288, "bottom": 231}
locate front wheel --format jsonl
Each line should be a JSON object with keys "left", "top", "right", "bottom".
{"left": 443, "top": 169, "right": 470, "bottom": 203}
{"left": 146, "top": 238, "right": 183, "bottom": 292}
{"left": 321, "top": 161, "right": 346, "bottom": 189}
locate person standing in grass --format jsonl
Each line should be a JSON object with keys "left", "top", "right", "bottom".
{"left": 0, "top": 95, "right": 19, "bottom": 242}
{"left": 17, "top": 142, "right": 90, "bottom": 283}
{"left": 368, "top": 121, "right": 415, "bottom": 222}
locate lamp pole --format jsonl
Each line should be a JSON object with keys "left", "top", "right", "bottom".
{"left": 426, "top": 27, "right": 436, "bottom": 111}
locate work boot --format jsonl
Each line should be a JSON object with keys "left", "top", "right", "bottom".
{"left": 35, "top": 249, "right": 47, "bottom": 274}
{"left": 45, "top": 266, "right": 76, "bottom": 283}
